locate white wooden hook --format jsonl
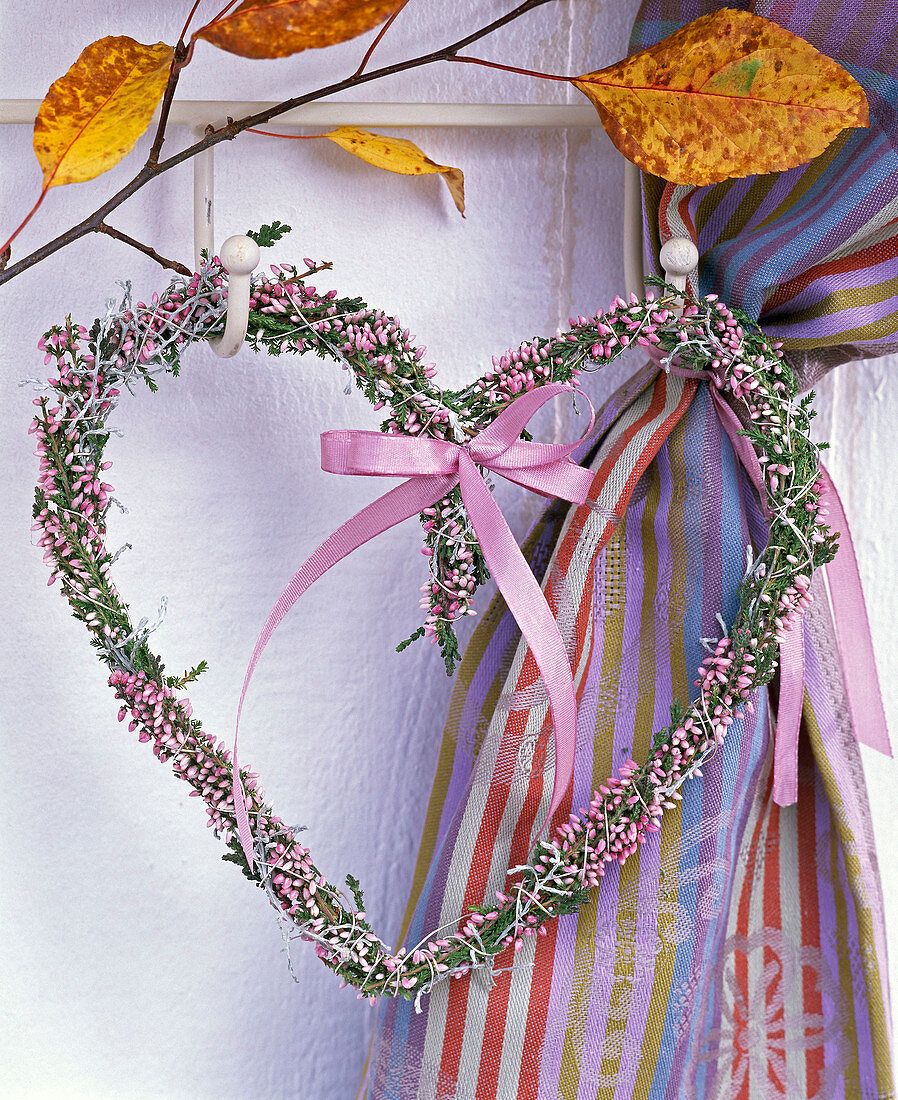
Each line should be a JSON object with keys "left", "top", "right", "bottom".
{"left": 192, "top": 142, "right": 260, "bottom": 357}
{"left": 208, "top": 234, "right": 261, "bottom": 358}
{"left": 659, "top": 237, "right": 699, "bottom": 317}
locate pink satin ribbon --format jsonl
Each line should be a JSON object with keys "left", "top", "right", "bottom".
{"left": 232, "top": 383, "right": 596, "bottom": 867}
{"left": 767, "top": 466, "right": 894, "bottom": 804}
{"left": 655, "top": 353, "right": 891, "bottom": 805}
{"left": 817, "top": 466, "right": 892, "bottom": 759}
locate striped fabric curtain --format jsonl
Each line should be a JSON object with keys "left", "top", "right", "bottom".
{"left": 364, "top": 2, "right": 896, "bottom": 1096}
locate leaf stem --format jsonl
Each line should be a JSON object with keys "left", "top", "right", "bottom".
{"left": 445, "top": 54, "right": 572, "bottom": 83}
{"left": 197, "top": 0, "right": 252, "bottom": 34}
{"left": 95, "top": 223, "right": 192, "bottom": 274}
{"left": 178, "top": 0, "right": 207, "bottom": 42}
{"left": 246, "top": 128, "right": 324, "bottom": 139}
{"left": 0, "top": 0, "right": 556, "bottom": 287}
{"left": 0, "top": 186, "right": 49, "bottom": 259}
{"left": 353, "top": 0, "right": 412, "bottom": 78}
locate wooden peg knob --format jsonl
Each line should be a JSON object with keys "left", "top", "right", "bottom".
{"left": 208, "top": 236, "right": 261, "bottom": 358}
{"left": 659, "top": 237, "right": 699, "bottom": 278}
{"left": 219, "top": 234, "right": 261, "bottom": 276}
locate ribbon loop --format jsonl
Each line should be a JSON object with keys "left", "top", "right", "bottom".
{"left": 321, "top": 430, "right": 459, "bottom": 478}
{"left": 233, "top": 382, "right": 596, "bottom": 867}
{"left": 645, "top": 349, "right": 891, "bottom": 808}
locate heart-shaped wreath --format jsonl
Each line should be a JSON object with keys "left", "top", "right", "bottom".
{"left": 31, "top": 255, "right": 835, "bottom": 1007}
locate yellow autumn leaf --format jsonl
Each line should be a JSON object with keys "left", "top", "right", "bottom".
{"left": 323, "top": 127, "right": 465, "bottom": 214}
{"left": 573, "top": 9, "right": 868, "bottom": 186}
{"left": 194, "top": 0, "right": 400, "bottom": 59}
{"left": 33, "top": 37, "right": 174, "bottom": 189}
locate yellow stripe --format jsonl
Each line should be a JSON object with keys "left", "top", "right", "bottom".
{"left": 631, "top": 410, "right": 692, "bottom": 1095}
{"left": 780, "top": 305, "right": 898, "bottom": 348}
{"left": 594, "top": 463, "right": 664, "bottom": 1095}
{"left": 716, "top": 174, "right": 779, "bottom": 245}
{"left": 777, "top": 274, "right": 898, "bottom": 326}
{"left": 805, "top": 700, "right": 895, "bottom": 1096}
{"left": 557, "top": 519, "right": 629, "bottom": 1099}
{"left": 394, "top": 513, "right": 560, "bottom": 945}
{"left": 695, "top": 177, "right": 737, "bottom": 238}
{"left": 755, "top": 131, "right": 853, "bottom": 233}
{"left": 828, "top": 795, "right": 863, "bottom": 1096}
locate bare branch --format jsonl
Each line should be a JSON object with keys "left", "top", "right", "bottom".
{"left": 0, "top": 0, "right": 556, "bottom": 288}
{"left": 96, "top": 223, "right": 192, "bottom": 275}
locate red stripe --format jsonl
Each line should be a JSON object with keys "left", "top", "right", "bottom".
{"left": 796, "top": 734, "right": 825, "bottom": 1096}
{"left": 656, "top": 182, "right": 700, "bottom": 298}
{"left": 763, "top": 227, "right": 898, "bottom": 314}
{"left": 474, "top": 946, "right": 515, "bottom": 1100}
{"left": 517, "top": 918, "right": 560, "bottom": 1100}
{"left": 488, "top": 373, "right": 698, "bottom": 1094}
{"left": 438, "top": 372, "right": 696, "bottom": 1094}
{"left": 734, "top": 765, "right": 774, "bottom": 1099}
{"left": 762, "top": 792, "right": 784, "bottom": 1095}
{"left": 674, "top": 189, "right": 700, "bottom": 298}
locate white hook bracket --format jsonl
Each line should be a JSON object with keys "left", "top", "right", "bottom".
{"left": 192, "top": 141, "right": 260, "bottom": 357}
{"left": 208, "top": 234, "right": 261, "bottom": 358}
{"left": 193, "top": 143, "right": 215, "bottom": 271}
{"left": 659, "top": 237, "right": 699, "bottom": 317}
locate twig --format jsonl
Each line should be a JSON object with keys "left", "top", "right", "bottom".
{"left": 0, "top": 0, "right": 556, "bottom": 288}
{"left": 147, "top": 40, "right": 192, "bottom": 168}
{"left": 96, "top": 223, "right": 192, "bottom": 275}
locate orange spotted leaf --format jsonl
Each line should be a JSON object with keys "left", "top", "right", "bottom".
{"left": 323, "top": 127, "right": 465, "bottom": 214}
{"left": 34, "top": 37, "right": 174, "bottom": 188}
{"left": 194, "top": 0, "right": 400, "bottom": 59}
{"left": 572, "top": 9, "right": 868, "bottom": 186}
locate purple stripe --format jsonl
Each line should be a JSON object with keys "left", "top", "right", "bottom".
{"left": 763, "top": 251, "right": 898, "bottom": 315}
{"left": 536, "top": 542, "right": 612, "bottom": 1097}
{"left": 697, "top": 128, "right": 887, "bottom": 280}
{"left": 779, "top": 163, "right": 898, "bottom": 278}
{"left": 742, "top": 167, "right": 815, "bottom": 234}
{"left": 696, "top": 135, "right": 888, "bottom": 315}
{"left": 696, "top": 177, "right": 755, "bottom": 244}
{"left": 764, "top": 292, "right": 898, "bottom": 343}
{"left": 820, "top": 0, "right": 869, "bottom": 55}
{"left": 763, "top": 0, "right": 837, "bottom": 41}
{"left": 572, "top": 479, "right": 653, "bottom": 1086}
{"left": 605, "top": 445, "right": 677, "bottom": 1100}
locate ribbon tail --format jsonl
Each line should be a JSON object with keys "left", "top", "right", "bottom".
{"left": 232, "top": 472, "right": 458, "bottom": 866}
{"left": 709, "top": 387, "right": 770, "bottom": 517}
{"left": 457, "top": 452, "right": 577, "bottom": 840}
{"left": 773, "top": 626, "right": 805, "bottom": 806}
{"left": 492, "top": 458, "right": 596, "bottom": 504}
{"left": 818, "top": 463, "right": 892, "bottom": 757}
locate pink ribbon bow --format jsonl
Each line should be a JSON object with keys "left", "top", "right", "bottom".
{"left": 233, "top": 383, "right": 596, "bottom": 867}
{"left": 656, "top": 353, "right": 891, "bottom": 805}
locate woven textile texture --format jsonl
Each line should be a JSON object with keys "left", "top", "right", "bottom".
{"left": 363, "top": 1, "right": 896, "bottom": 1096}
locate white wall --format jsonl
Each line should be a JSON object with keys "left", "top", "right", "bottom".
{"left": 1, "top": 3, "right": 895, "bottom": 1097}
